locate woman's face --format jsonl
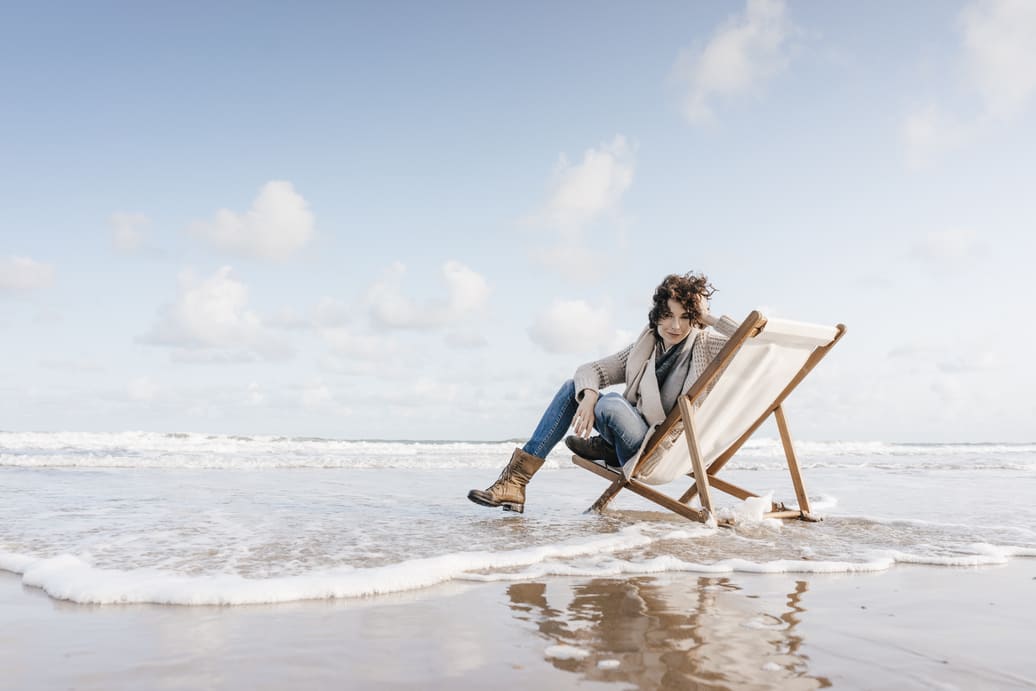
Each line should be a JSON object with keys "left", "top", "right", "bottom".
{"left": 656, "top": 297, "right": 693, "bottom": 349}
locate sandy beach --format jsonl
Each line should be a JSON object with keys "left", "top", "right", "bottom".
{"left": 3, "top": 436, "right": 1035, "bottom": 689}
{"left": 3, "top": 559, "right": 1033, "bottom": 690}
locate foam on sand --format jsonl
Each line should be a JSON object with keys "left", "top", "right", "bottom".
{"left": 4, "top": 434, "right": 1035, "bottom": 609}
{"left": 4, "top": 501, "right": 1035, "bottom": 606}
{"left": 0, "top": 525, "right": 668, "bottom": 605}
{"left": 544, "top": 645, "right": 591, "bottom": 661}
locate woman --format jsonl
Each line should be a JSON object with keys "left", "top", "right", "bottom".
{"left": 468, "top": 272, "right": 738, "bottom": 513}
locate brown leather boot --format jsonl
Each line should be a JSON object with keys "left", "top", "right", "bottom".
{"left": 467, "top": 448, "right": 545, "bottom": 513}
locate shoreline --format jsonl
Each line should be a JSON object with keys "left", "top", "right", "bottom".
{"left": 3, "top": 560, "right": 1034, "bottom": 690}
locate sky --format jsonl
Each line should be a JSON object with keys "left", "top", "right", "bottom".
{"left": 2, "top": 0, "right": 1035, "bottom": 442}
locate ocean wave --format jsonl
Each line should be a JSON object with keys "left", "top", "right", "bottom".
{"left": 2, "top": 431, "right": 1034, "bottom": 470}
{"left": 0, "top": 525, "right": 677, "bottom": 605}
{"left": 4, "top": 534, "right": 1033, "bottom": 607}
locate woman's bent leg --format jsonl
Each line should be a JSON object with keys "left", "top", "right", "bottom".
{"left": 594, "top": 393, "right": 649, "bottom": 464}
{"left": 467, "top": 380, "right": 573, "bottom": 512}
{"left": 521, "top": 379, "right": 578, "bottom": 459}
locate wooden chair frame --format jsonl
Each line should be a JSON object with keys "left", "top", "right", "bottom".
{"left": 573, "top": 311, "right": 846, "bottom": 524}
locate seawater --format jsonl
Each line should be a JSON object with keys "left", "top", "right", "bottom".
{"left": 2, "top": 431, "right": 1034, "bottom": 605}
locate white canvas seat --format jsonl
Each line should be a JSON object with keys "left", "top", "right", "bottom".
{"left": 572, "top": 311, "right": 846, "bottom": 524}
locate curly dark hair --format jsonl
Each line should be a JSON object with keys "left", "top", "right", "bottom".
{"left": 648, "top": 272, "right": 715, "bottom": 329}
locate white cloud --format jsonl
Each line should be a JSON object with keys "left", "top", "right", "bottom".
{"left": 266, "top": 308, "right": 311, "bottom": 331}
{"left": 110, "top": 212, "right": 151, "bottom": 253}
{"left": 365, "top": 375, "right": 461, "bottom": 409}
{"left": 170, "top": 350, "right": 261, "bottom": 364}
{"left": 312, "top": 297, "right": 352, "bottom": 328}
{"left": 902, "top": 106, "right": 968, "bottom": 169}
{"left": 444, "top": 328, "right": 488, "bottom": 349}
{"left": 269, "top": 296, "right": 353, "bottom": 331}
{"left": 610, "top": 329, "right": 636, "bottom": 352}
{"left": 673, "top": 0, "right": 793, "bottom": 124}
{"left": 141, "top": 266, "right": 291, "bottom": 360}
{"left": 528, "top": 299, "right": 625, "bottom": 354}
{"left": 146, "top": 267, "right": 260, "bottom": 345}
{"left": 301, "top": 379, "right": 352, "bottom": 416}
{"left": 542, "top": 136, "right": 635, "bottom": 232}
{"left": 904, "top": 0, "right": 1036, "bottom": 166}
{"left": 301, "top": 381, "right": 332, "bottom": 409}
{"left": 960, "top": 0, "right": 1036, "bottom": 118}
{"left": 188, "top": 181, "right": 314, "bottom": 261}
{"left": 318, "top": 355, "right": 377, "bottom": 376}
{"left": 526, "top": 137, "right": 634, "bottom": 278}
{"left": 367, "top": 260, "right": 490, "bottom": 331}
{"left": 0, "top": 256, "right": 55, "bottom": 294}
{"left": 320, "top": 326, "right": 398, "bottom": 361}
{"left": 414, "top": 376, "right": 459, "bottom": 403}
{"left": 316, "top": 325, "right": 402, "bottom": 376}
{"left": 127, "top": 376, "right": 158, "bottom": 402}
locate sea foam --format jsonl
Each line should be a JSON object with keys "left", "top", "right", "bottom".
{"left": 3, "top": 431, "right": 1035, "bottom": 471}
{"left": 3, "top": 432, "right": 1035, "bottom": 607}
{"left": 4, "top": 525, "right": 666, "bottom": 605}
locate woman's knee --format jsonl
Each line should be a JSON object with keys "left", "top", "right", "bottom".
{"left": 594, "top": 392, "right": 627, "bottom": 420}
{"left": 596, "top": 394, "right": 647, "bottom": 435}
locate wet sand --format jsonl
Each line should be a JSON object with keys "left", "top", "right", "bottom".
{"left": 2, "top": 560, "right": 1034, "bottom": 690}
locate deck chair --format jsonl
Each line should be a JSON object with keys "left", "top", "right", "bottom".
{"left": 573, "top": 311, "right": 845, "bottom": 524}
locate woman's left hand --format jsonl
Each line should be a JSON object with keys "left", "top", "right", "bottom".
{"left": 573, "top": 390, "right": 599, "bottom": 438}
{"left": 697, "top": 292, "right": 716, "bottom": 327}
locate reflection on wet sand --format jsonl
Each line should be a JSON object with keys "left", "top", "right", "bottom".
{"left": 507, "top": 576, "right": 831, "bottom": 690}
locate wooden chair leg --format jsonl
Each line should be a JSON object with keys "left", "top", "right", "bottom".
{"left": 587, "top": 478, "right": 625, "bottom": 513}
{"left": 679, "top": 398, "right": 714, "bottom": 518}
{"left": 625, "top": 479, "right": 708, "bottom": 522}
{"left": 707, "top": 475, "right": 759, "bottom": 501}
{"left": 572, "top": 456, "right": 628, "bottom": 513}
{"left": 775, "top": 405, "right": 811, "bottom": 515}
{"left": 679, "top": 475, "right": 758, "bottom": 503}
{"left": 572, "top": 455, "right": 707, "bottom": 522}
{"left": 678, "top": 483, "right": 699, "bottom": 504}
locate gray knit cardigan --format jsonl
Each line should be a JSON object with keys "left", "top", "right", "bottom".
{"left": 572, "top": 315, "right": 739, "bottom": 463}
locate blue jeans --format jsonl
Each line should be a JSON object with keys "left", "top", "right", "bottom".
{"left": 522, "top": 380, "right": 650, "bottom": 464}
{"left": 594, "top": 392, "right": 649, "bottom": 464}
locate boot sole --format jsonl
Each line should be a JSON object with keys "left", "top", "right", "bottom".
{"left": 467, "top": 490, "right": 524, "bottom": 513}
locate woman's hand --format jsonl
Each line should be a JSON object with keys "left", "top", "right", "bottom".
{"left": 697, "top": 292, "right": 716, "bottom": 327}
{"left": 573, "top": 390, "right": 599, "bottom": 438}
